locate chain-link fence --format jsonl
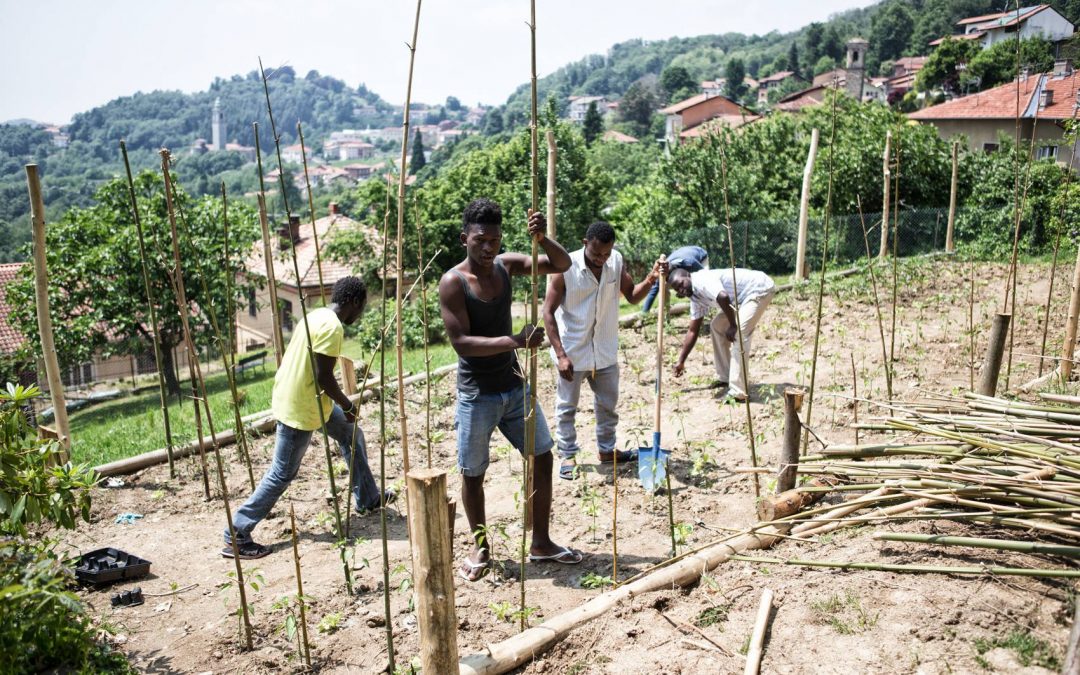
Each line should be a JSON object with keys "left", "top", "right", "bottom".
{"left": 619, "top": 206, "right": 966, "bottom": 279}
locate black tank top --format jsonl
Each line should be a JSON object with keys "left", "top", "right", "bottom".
{"left": 454, "top": 259, "right": 521, "bottom": 394}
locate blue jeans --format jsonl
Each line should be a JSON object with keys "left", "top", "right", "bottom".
{"left": 455, "top": 385, "right": 554, "bottom": 478}
{"left": 226, "top": 404, "right": 379, "bottom": 545}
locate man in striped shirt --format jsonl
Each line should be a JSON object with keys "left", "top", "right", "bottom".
{"left": 543, "top": 221, "right": 666, "bottom": 480}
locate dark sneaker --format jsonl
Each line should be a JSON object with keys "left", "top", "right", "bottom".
{"left": 357, "top": 488, "right": 397, "bottom": 514}
{"left": 221, "top": 541, "right": 271, "bottom": 559}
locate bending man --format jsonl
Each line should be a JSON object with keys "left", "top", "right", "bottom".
{"left": 640, "top": 244, "right": 708, "bottom": 314}
{"left": 669, "top": 267, "right": 775, "bottom": 402}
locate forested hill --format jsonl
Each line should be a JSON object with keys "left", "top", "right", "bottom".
{"left": 489, "top": 0, "right": 1080, "bottom": 130}
{"left": 0, "top": 66, "right": 398, "bottom": 262}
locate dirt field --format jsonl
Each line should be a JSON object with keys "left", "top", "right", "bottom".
{"left": 63, "top": 257, "right": 1077, "bottom": 674}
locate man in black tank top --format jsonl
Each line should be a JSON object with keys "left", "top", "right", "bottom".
{"left": 439, "top": 197, "right": 579, "bottom": 581}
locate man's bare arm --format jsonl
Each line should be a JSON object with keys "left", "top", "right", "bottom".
{"left": 543, "top": 273, "right": 573, "bottom": 381}
{"left": 439, "top": 271, "right": 540, "bottom": 357}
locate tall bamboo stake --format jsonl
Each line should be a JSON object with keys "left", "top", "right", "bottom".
{"left": 521, "top": 0, "right": 541, "bottom": 634}
{"left": 851, "top": 353, "right": 859, "bottom": 446}
{"left": 1061, "top": 244, "right": 1080, "bottom": 382}
{"left": 795, "top": 128, "right": 820, "bottom": 280}
{"left": 289, "top": 503, "right": 312, "bottom": 668}
{"left": 260, "top": 59, "right": 352, "bottom": 593}
{"left": 414, "top": 203, "right": 434, "bottom": 468}
{"left": 25, "top": 164, "right": 70, "bottom": 460}
{"left": 297, "top": 122, "right": 327, "bottom": 305}
{"left": 253, "top": 123, "right": 284, "bottom": 366}
{"left": 395, "top": 0, "right": 423, "bottom": 487}
{"left": 1040, "top": 139, "right": 1078, "bottom": 377}
{"left": 800, "top": 91, "right": 838, "bottom": 455}
{"left": 120, "top": 141, "right": 176, "bottom": 478}
{"left": 717, "top": 141, "right": 760, "bottom": 495}
{"left": 889, "top": 135, "right": 901, "bottom": 384}
{"left": 879, "top": 131, "right": 891, "bottom": 260}
{"left": 377, "top": 174, "right": 396, "bottom": 671}
{"left": 545, "top": 129, "right": 557, "bottom": 292}
{"left": 970, "top": 254, "right": 977, "bottom": 391}
{"left": 856, "top": 197, "right": 892, "bottom": 400}
{"left": 946, "top": 141, "right": 959, "bottom": 254}
{"left": 160, "top": 150, "right": 253, "bottom": 649}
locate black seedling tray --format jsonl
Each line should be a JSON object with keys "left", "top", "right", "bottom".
{"left": 75, "top": 547, "right": 151, "bottom": 586}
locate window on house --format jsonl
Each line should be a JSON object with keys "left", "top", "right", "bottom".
{"left": 983, "top": 143, "right": 1000, "bottom": 153}
{"left": 1037, "top": 145, "right": 1059, "bottom": 160}
{"left": 247, "top": 287, "right": 257, "bottom": 317}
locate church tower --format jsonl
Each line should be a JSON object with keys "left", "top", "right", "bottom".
{"left": 211, "top": 98, "right": 226, "bottom": 151}
{"left": 845, "top": 38, "right": 868, "bottom": 101}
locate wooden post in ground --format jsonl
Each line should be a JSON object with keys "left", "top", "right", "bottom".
{"left": 744, "top": 588, "right": 775, "bottom": 675}
{"left": 1062, "top": 244, "right": 1080, "bottom": 382}
{"left": 257, "top": 194, "right": 284, "bottom": 366}
{"left": 946, "top": 141, "right": 959, "bottom": 254}
{"left": 407, "top": 469, "right": 460, "bottom": 675}
{"left": 795, "top": 128, "right": 819, "bottom": 280}
{"left": 978, "top": 313, "right": 1012, "bottom": 396}
{"left": 777, "top": 388, "right": 803, "bottom": 493}
{"left": 25, "top": 164, "right": 70, "bottom": 460}
{"left": 879, "top": 131, "right": 891, "bottom": 260}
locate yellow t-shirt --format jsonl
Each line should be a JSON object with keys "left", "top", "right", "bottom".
{"left": 272, "top": 306, "right": 344, "bottom": 431}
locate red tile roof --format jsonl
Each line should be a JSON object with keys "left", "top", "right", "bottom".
{"left": 759, "top": 70, "right": 797, "bottom": 85}
{"left": 244, "top": 214, "right": 385, "bottom": 291}
{"left": 909, "top": 72, "right": 1080, "bottom": 121}
{"left": 0, "top": 263, "right": 28, "bottom": 355}
{"left": 601, "top": 130, "right": 638, "bottom": 143}
{"left": 929, "top": 32, "right": 985, "bottom": 46}
{"left": 957, "top": 10, "right": 1012, "bottom": 25}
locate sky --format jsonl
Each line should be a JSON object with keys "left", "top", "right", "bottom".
{"left": 1, "top": 0, "right": 878, "bottom": 125}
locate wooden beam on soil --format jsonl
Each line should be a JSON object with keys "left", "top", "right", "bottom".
{"left": 744, "top": 587, "right": 774, "bottom": 675}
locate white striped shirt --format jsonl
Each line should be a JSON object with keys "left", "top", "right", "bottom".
{"left": 552, "top": 248, "right": 623, "bottom": 371}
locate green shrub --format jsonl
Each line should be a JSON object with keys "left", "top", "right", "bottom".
{"left": 351, "top": 288, "right": 445, "bottom": 353}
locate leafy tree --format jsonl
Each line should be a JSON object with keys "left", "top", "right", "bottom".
{"left": 822, "top": 23, "right": 845, "bottom": 62}
{"left": 410, "top": 128, "right": 426, "bottom": 174}
{"left": 813, "top": 56, "right": 838, "bottom": 77}
{"left": 804, "top": 23, "right": 826, "bottom": 65}
{"left": 967, "top": 37, "right": 1055, "bottom": 91}
{"left": 445, "top": 95, "right": 462, "bottom": 111}
{"left": 6, "top": 172, "right": 260, "bottom": 395}
{"left": 788, "top": 41, "right": 801, "bottom": 79}
{"left": 916, "top": 37, "right": 981, "bottom": 94}
{"left": 724, "top": 58, "right": 749, "bottom": 101}
{"left": 483, "top": 108, "right": 505, "bottom": 135}
{"left": 869, "top": 1, "right": 916, "bottom": 71}
{"left": 618, "top": 81, "right": 658, "bottom": 137}
{"left": 660, "top": 65, "right": 697, "bottom": 102}
{"left": 582, "top": 101, "right": 604, "bottom": 146}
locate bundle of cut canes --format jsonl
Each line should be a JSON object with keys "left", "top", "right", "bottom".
{"left": 740, "top": 391, "right": 1080, "bottom": 578}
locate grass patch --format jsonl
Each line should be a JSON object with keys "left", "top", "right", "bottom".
{"left": 694, "top": 604, "right": 730, "bottom": 628}
{"left": 810, "top": 591, "right": 878, "bottom": 635}
{"left": 973, "top": 630, "right": 1060, "bottom": 671}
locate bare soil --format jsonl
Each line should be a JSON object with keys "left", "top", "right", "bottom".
{"left": 64, "top": 257, "right": 1077, "bottom": 674}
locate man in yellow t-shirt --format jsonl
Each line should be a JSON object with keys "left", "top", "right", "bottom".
{"left": 224, "top": 276, "right": 392, "bottom": 559}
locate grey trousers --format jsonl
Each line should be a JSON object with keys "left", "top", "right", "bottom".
{"left": 554, "top": 364, "right": 619, "bottom": 459}
{"left": 709, "top": 288, "right": 775, "bottom": 398}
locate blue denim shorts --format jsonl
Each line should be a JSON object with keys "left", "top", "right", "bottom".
{"left": 455, "top": 385, "right": 554, "bottom": 477}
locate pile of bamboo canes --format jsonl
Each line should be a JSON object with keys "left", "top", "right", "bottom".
{"left": 747, "top": 390, "right": 1080, "bottom": 577}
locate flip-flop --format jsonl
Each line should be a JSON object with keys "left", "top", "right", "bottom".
{"left": 528, "top": 546, "right": 583, "bottom": 565}
{"left": 458, "top": 553, "right": 491, "bottom": 582}
{"left": 599, "top": 449, "right": 638, "bottom": 464}
{"left": 559, "top": 461, "right": 578, "bottom": 480}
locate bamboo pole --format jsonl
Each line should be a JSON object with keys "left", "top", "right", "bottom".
{"left": 520, "top": 0, "right": 541, "bottom": 635}
{"left": 407, "top": 469, "right": 460, "bottom": 675}
{"left": 394, "top": 0, "right": 422, "bottom": 487}
{"left": 795, "top": 128, "right": 819, "bottom": 280}
{"left": 415, "top": 207, "right": 434, "bottom": 468}
{"left": 1064, "top": 591, "right": 1080, "bottom": 675}
{"left": 289, "top": 503, "right": 312, "bottom": 668}
{"left": 25, "top": 164, "right": 70, "bottom": 461}
{"left": 978, "top": 313, "right": 1012, "bottom": 396}
{"left": 659, "top": 266, "right": 678, "bottom": 555}
{"left": 778, "top": 388, "right": 802, "bottom": 492}
{"left": 717, "top": 141, "right": 760, "bottom": 497}
{"left": 253, "top": 123, "right": 284, "bottom": 366}
{"left": 1040, "top": 144, "right": 1077, "bottom": 378}
{"left": 377, "top": 174, "right": 396, "bottom": 672}
{"left": 856, "top": 197, "right": 893, "bottom": 400}
{"left": 889, "top": 135, "right": 901, "bottom": 386}
{"left": 945, "top": 141, "right": 959, "bottom": 254}
{"left": 800, "top": 93, "right": 838, "bottom": 456}
{"left": 119, "top": 142, "right": 176, "bottom": 478}
{"left": 160, "top": 149, "right": 253, "bottom": 649}
{"left": 744, "top": 588, "right": 774, "bottom": 675}
{"left": 733, "top": 555, "right": 1080, "bottom": 578}
{"left": 871, "top": 532, "right": 1080, "bottom": 558}
{"left": 1062, "top": 243, "right": 1080, "bottom": 382}
{"left": 545, "top": 129, "right": 557, "bottom": 293}
{"left": 260, "top": 58, "right": 352, "bottom": 593}
{"left": 297, "top": 122, "right": 327, "bottom": 304}
{"left": 879, "top": 131, "right": 891, "bottom": 260}
{"left": 970, "top": 254, "right": 976, "bottom": 391}
{"left": 850, "top": 353, "right": 860, "bottom": 446}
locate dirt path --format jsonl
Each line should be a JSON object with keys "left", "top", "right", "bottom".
{"left": 67, "top": 258, "right": 1075, "bottom": 674}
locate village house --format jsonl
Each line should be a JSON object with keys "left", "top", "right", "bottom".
{"left": 235, "top": 204, "right": 386, "bottom": 353}
{"left": 567, "top": 96, "right": 607, "bottom": 123}
{"left": 908, "top": 61, "right": 1079, "bottom": 164}
{"left": 660, "top": 93, "right": 759, "bottom": 145}
{"left": 929, "top": 4, "right": 1075, "bottom": 48}
{"left": 324, "top": 139, "right": 375, "bottom": 161}
{"left": 701, "top": 76, "right": 759, "bottom": 98}
{"left": 280, "top": 143, "right": 312, "bottom": 164}
{"left": 601, "top": 129, "right": 638, "bottom": 143}
{"left": 756, "top": 70, "right": 806, "bottom": 105}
